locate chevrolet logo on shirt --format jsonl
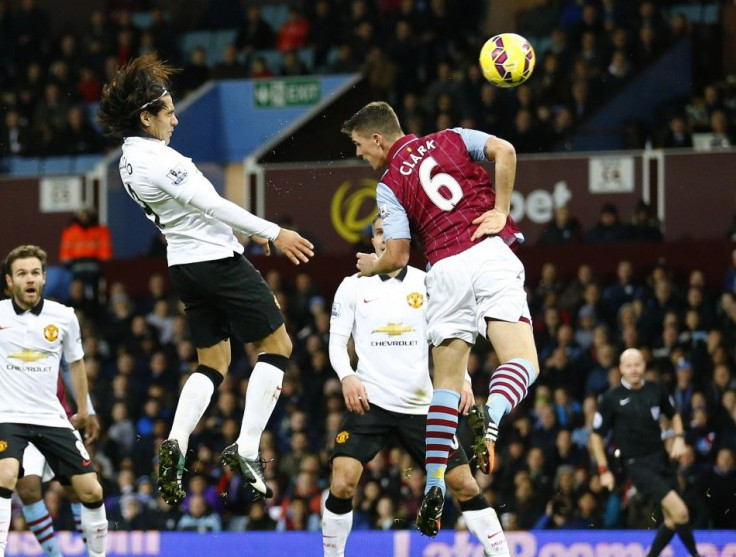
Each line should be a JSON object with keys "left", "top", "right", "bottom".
{"left": 372, "top": 323, "right": 415, "bottom": 336}
{"left": 9, "top": 349, "right": 49, "bottom": 363}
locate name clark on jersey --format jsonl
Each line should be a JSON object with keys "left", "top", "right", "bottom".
{"left": 399, "top": 140, "right": 435, "bottom": 176}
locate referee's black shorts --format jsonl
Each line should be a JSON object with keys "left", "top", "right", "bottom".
{"left": 169, "top": 253, "right": 284, "bottom": 347}
{"left": 329, "top": 404, "right": 469, "bottom": 472}
{"left": 624, "top": 451, "right": 679, "bottom": 504}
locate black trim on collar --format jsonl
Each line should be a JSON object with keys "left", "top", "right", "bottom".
{"left": 379, "top": 266, "right": 409, "bottom": 282}
{"left": 12, "top": 297, "right": 44, "bottom": 315}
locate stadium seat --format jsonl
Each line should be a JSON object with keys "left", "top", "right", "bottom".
{"left": 180, "top": 30, "right": 215, "bottom": 57}
{"left": 251, "top": 49, "right": 283, "bottom": 74}
{"left": 667, "top": 2, "right": 719, "bottom": 24}
{"left": 210, "top": 28, "right": 239, "bottom": 66}
{"left": 297, "top": 48, "right": 315, "bottom": 73}
{"left": 261, "top": 4, "right": 289, "bottom": 32}
{"left": 131, "top": 11, "right": 154, "bottom": 30}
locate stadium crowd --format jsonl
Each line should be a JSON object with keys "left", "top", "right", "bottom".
{"left": 0, "top": 0, "right": 734, "bottom": 160}
{"left": 0, "top": 0, "right": 734, "bottom": 540}
{"left": 4, "top": 226, "right": 735, "bottom": 534}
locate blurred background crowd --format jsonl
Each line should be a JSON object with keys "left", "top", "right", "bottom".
{"left": 0, "top": 0, "right": 735, "bottom": 539}
{"left": 0, "top": 0, "right": 734, "bottom": 159}
{"left": 6, "top": 210, "right": 736, "bottom": 534}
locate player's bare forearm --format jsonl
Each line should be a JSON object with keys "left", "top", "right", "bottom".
{"left": 357, "top": 238, "right": 409, "bottom": 276}
{"left": 68, "top": 359, "right": 89, "bottom": 416}
{"left": 484, "top": 137, "right": 516, "bottom": 214}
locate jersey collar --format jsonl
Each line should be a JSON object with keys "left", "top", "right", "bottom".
{"left": 621, "top": 377, "right": 644, "bottom": 390}
{"left": 379, "top": 266, "right": 408, "bottom": 282}
{"left": 387, "top": 134, "right": 418, "bottom": 162}
{"left": 12, "top": 297, "right": 44, "bottom": 315}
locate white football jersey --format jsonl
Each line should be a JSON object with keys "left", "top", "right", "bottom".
{"left": 0, "top": 298, "right": 84, "bottom": 428}
{"left": 330, "top": 266, "right": 432, "bottom": 414}
{"left": 120, "top": 136, "right": 246, "bottom": 266}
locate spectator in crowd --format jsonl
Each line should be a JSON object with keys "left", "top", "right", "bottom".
{"left": 59, "top": 206, "right": 113, "bottom": 299}
{"left": 538, "top": 205, "right": 582, "bottom": 245}
{"left": 176, "top": 495, "right": 222, "bottom": 532}
{"left": 584, "top": 203, "right": 629, "bottom": 243}
{"left": 176, "top": 46, "right": 211, "bottom": 96}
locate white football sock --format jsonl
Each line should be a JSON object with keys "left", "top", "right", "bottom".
{"left": 0, "top": 496, "right": 10, "bottom": 557}
{"left": 321, "top": 508, "right": 353, "bottom": 557}
{"left": 237, "top": 361, "right": 284, "bottom": 460}
{"left": 236, "top": 361, "right": 284, "bottom": 459}
{"left": 169, "top": 372, "right": 216, "bottom": 455}
{"left": 463, "top": 507, "right": 510, "bottom": 557}
{"left": 81, "top": 504, "right": 108, "bottom": 557}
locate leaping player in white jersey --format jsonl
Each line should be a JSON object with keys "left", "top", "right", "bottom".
{"left": 322, "top": 216, "right": 509, "bottom": 556}
{"left": 0, "top": 245, "right": 108, "bottom": 557}
{"left": 98, "top": 54, "right": 314, "bottom": 505}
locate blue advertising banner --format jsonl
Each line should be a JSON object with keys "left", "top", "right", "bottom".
{"left": 6, "top": 530, "right": 735, "bottom": 556}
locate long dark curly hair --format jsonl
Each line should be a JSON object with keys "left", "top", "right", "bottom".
{"left": 97, "top": 53, "right": 179, "bottom": 140}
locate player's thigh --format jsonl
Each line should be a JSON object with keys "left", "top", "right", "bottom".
{"left": 330, "top": 456, "right": 364, "bottom": 495}
{"left": 425, "top": 257, "right": 477, "bottom": 347}
{"left": 169, "top": 259, "right": 230, "bottom": 347}
{"left": 0, "top": 423, "right": 31, "bottom": 486}
{"left": 32, "top": 425, "right": 93, "bottom": 480}
{"left": 329, "top": 407, "right": 394, "bottom": 466}
{"left": 472, "top": 237, "right": 531, "bottom": 330}
{"left": 216, "top": 255, "right": 284, "bottom": 344}
{"left": 395, "top": 413, "right": 469, "bottom": 474}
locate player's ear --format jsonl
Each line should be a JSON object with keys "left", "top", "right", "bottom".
{"left": 140, "top": 111, "right": 150, "bottom": 128}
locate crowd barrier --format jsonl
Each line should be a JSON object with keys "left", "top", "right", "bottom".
{"left": 6, "top": 529, "right": 735, "bottom": 556}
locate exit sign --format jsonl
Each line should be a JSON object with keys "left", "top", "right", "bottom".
{"left": 253, "top": 78, "right": 322, "bottom": 108}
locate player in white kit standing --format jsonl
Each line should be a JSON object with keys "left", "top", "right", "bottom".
{"left": 0, "top": 245, "right": 108, "bottom": 557}
{"left": 322, "top": 216, "right": 509, "bottom": 556}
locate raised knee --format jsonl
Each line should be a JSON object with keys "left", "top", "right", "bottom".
{"left": 15, "top": 478, "right": 42, "bottom": 504}
{"left": 76, "top": 482, "right": 103, "bottom": 504}
{"left": 330, "top": 475, "right": 357, "bottom": 499}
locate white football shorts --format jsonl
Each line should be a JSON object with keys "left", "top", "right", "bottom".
{"left": 425, "top": 236, "right": 531, "bottom": 346}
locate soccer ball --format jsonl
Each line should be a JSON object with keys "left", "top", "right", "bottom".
{"left": 479, "top": 33, "right": 536, "bottom": 88}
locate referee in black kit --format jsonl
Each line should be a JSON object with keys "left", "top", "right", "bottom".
{"left": 590, "top": 348, "right": 700, "bottom": 557}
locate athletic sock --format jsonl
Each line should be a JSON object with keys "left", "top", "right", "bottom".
{"left": 425, "top": 389, "right": 460, "bottom": 496}
{"left": 462, "top": 506, "right": 509, "bottom": 557}
{"left": 81, "top": 500, "right": 108, "bottom": 557}
{"left": 71, "top": 502, "right": 87, "bottom": 544}
{"left": 236, "top": 354, "right": 287, "bottom": 459}
{"left": 647, "top": 524, "right": 675, "bottom": 557}
{"left": 0, "top": 490, "right": 13, "bottom": 556}
{"left": 675, "top": 523, "right": 700, "bottom": 556}
{"left": 168, "top": 366, "right": 220, "bottom": 455}
{"left": 322, "top": 493, "right": 354, "bottom": 557}
{"left": 22, "top": 500, "right": 62, "bottom": 557}
{"left": 487, "top": 358, "right": 536, "bottom": 425}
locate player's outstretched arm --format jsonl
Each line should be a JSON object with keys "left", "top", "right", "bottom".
{"left": 273, "top": 229, "right": 314, "bottom": 265}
